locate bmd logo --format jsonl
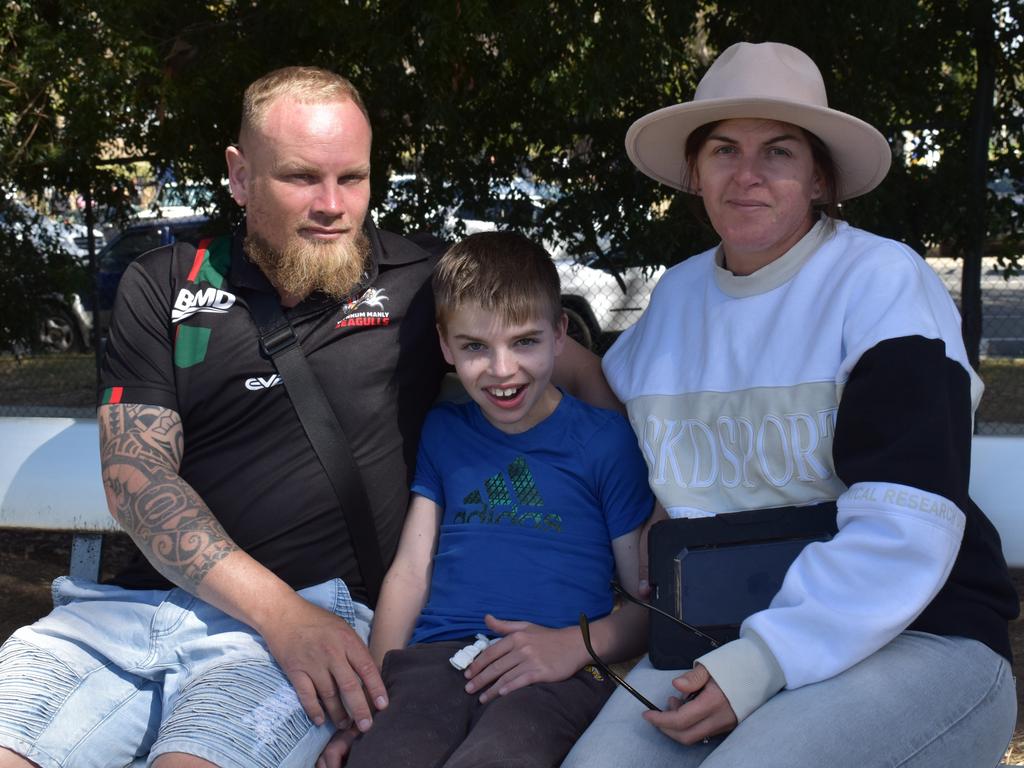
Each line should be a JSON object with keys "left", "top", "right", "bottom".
{"left": 172, "top": 287, "right": 237, "bottom": 323}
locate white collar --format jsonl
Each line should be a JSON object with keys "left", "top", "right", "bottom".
{"left": 713, "top": 216, "right": 837, "bottom": 298}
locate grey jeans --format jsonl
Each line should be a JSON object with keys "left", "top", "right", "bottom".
{"left": 347, "top": 640, "right": 614, "bottom": 768}
{"left": 562, "top": 632, "right": 1016, "bottom": 768}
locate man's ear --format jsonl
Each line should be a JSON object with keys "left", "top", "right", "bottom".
{"left": 225, "top": 145, "right": 249, "bottom": 207}
{"left": 436, "top": 323, "right": 455, "bottom": 366}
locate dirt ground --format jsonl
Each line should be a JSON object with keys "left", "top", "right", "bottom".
{"left": 0, "top": 530, "right": 138, "bottom": 639}
{"left": 2, "top": 530, "right": 1023, "bottom": 762}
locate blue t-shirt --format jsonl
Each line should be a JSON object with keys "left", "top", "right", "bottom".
{"left": 410, "top": 392, "right": 654, "bottom": 644}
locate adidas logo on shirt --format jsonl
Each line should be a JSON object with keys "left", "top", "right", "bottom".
{"left": 454, "top": 456, "right": 563, "bottom": 532}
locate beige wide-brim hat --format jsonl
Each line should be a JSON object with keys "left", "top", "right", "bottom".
{"left": 625, "top": 42, "right": 892, "bottom": 202}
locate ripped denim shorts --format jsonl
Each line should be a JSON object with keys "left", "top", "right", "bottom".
{"left": 0, "top": 576, "right": 371, "bottom": 768}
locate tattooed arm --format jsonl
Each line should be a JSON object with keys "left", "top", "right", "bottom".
{"left": 98, "top": 403, "right": 234, "bottom": 588}
{"left": 97, "top": 403, "right": 388, "bottom": 731}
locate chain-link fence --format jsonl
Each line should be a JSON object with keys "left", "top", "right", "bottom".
{"left": 0, "top": 353, "right": 96, "bottom": 419}
{"left": 928, "top": 256, "right": 1024, "bottom": 435}
{"left": 2, "top": 242, "right": 1022, "bottom": 434}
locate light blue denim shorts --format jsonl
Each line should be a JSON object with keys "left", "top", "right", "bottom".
{"left": 0, "top": 576, "right": 372, "bottom": 768}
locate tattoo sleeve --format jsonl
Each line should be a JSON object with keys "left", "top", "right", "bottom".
{"left": 98, "top": 403, "right": 237, "bottom": 590}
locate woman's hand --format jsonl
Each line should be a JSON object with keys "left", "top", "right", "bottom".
{"left": 463, "top": 614, "right": 588, "bottom": 703}
{"left": 642, "top": 664, "right": 737, "bottom": 744}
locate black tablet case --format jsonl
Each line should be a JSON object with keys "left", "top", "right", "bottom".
{"left": 647, "top": 501, "right": 838, "bottom": 669}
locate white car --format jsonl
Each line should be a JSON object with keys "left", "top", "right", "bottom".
{"left": 553, "top": 256, "right": 664, "bottom": 349}
{"left": 134, "top": 181, "right": 218, "bottom": 220}
{"left": 379, "top": 176, "right": 664, "bottom": 349}
{"left": 447, "top": 197, "right": 663, "bottom": 349}
{"left": 0, "top": 198, "right": 104, "bottom": 352}
{"left": 1, "top": 199, "right": 103, "bottom": 262}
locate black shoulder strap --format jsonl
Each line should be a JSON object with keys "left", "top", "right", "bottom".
{"left": 244, "top": 288, "right": 384, "bottom": 605}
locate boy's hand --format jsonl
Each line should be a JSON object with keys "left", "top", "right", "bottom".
{"left": 463, "top": 614, "right": 589, "bottom": 703}
{"left": 316, "top": 722, "right": 359, "bottom": 768}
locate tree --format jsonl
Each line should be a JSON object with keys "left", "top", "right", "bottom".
{"left": 1, "top": 1, "right": 703, "bottom": 250}
{"left": 1, "top": 1, "right": 1020, "bottom": 360}
{"left": 0, "top": 0, "right": 166, "bottom": 349}
{"left": 119, "top": 0, "right": 709, "bottom": 264}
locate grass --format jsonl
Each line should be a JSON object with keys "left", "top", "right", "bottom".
{"left": 978, "top": 358, "right": 1024, "bottom": 427}
{"left": 0, "top": 352, "right": 97, "bottom": 410}
{"left": 2, "top": 349, "right": 1024, "bottom": 425}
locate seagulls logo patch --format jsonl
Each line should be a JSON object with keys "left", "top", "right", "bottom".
{"left": 337, "top": 287, "right": 391, "bottom": 329}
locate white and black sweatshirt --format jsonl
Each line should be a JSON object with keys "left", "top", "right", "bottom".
{"left": 603, "top": 217, "right": 1017, "bottom": 721}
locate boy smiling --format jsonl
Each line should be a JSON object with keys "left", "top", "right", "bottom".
{"left": 437, "top": 293, "right": 563, "bottom": 434}
{"left": 343, "top": 232, "right": 654, "bottom": 768}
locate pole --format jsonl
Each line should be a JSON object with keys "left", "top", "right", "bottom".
{"left": 83, "top": 183, "right": 102, "bottom": 389}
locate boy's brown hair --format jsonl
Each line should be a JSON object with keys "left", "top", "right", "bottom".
{"left": 433, "top": 231, "right": 563, "bottom": 332}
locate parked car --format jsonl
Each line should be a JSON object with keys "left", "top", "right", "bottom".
{"left": 379, "top": 176, "right": 663, "bottom": 350}
{"left": 34, "top": 214, "right": 106, "bottom": 353}
{"left": 40, "top": 215, "right": 219, "bottom": 352}
{"left": 3, "top": 200, "right": 103, "bottom": 261}
{"left": 0, "top": 198, "right": 106, "bottom": 353}
{"left": 35, "top": 293, "right": 93, "bottom": 354}
{"left": 553, "top": 255, "right": 665, "bottom": 350}
{"left": 449, "top": 196, "right": 662, "bottom": 350}
{"left": 134, "top": 181, "right": 218, "bottom": 220}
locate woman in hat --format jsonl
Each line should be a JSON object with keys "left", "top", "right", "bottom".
{"left": 563, "top": 42, "right": 1017, "bottom": 767}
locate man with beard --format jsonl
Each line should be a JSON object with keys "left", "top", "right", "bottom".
{"left": 0, "top": 68, "right": 612, "bottom": 768}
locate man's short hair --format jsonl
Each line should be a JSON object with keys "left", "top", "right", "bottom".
{"left": 239, "top": 66, "right": 369, "bottom": 143}
{"left": 433, "top": 231, "right": 563, "bottom": 332}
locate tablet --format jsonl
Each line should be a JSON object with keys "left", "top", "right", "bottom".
{"left": 647, "top": 501, "right": 838, "bottom": 669}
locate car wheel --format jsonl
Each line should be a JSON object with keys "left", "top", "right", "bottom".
{"left": 37, "top": 306, "right": 82, "bottom": 353}
{"left": 563, "top": 306, "right": 594, "bottom": 351}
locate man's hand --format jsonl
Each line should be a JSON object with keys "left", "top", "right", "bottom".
{"left": 463, "top": 614, "right": 588, "bottom": 703}
{"left": 642, "top": 664, "right": 737, "bottom": 744}
{"left": 316, "top": 723, "right": 359, "bottom": 768}
{"left": 259, "top": 597, "right": 387, "bottom": 731}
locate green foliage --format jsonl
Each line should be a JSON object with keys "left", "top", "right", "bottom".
{"left": 0, "top": 0, "right": 1021, "bottom": 324}
{"left": 127, "top": 1, "right": 714, "bottom": 264}
{"left": 0, "top": 0, "right": 163, "bottom": 216}
{"left": 0, "top": 1, "right": 716, "bottom": 265}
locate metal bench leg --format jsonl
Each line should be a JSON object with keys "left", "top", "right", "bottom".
{"left": 69, "top": 533, "right": 103, "bottom": 581}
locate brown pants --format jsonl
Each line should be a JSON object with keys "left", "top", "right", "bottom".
{"left": 346, "top": 639, "right": 614, "bottom": 768}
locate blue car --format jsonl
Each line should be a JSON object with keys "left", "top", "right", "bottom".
{"left": 51, "top": 215, "right": 221, "bottom": 351}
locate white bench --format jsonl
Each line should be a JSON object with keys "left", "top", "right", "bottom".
{"left": 2, "top": 416, "right": 1023, "bottom": 573}
{"left": 968, "top": 435, "right": 1024, "bottom": 568}
{"left": 0, "top": 417, "right": 119, "bottom": 581}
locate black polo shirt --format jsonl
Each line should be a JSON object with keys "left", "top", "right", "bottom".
{"left": 99, "top": 223, "right": 445, "bottom": 603}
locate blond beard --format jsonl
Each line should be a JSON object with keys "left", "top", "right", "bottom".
{"left": 244, "top": 229, "right": 370, "bottom": 302}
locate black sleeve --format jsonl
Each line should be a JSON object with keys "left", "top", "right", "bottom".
{"left": 833, "top": 335, "right": 973, "bottom": 510}
{"left": 97, "top": 245, "right": 183, "bottom": 411}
